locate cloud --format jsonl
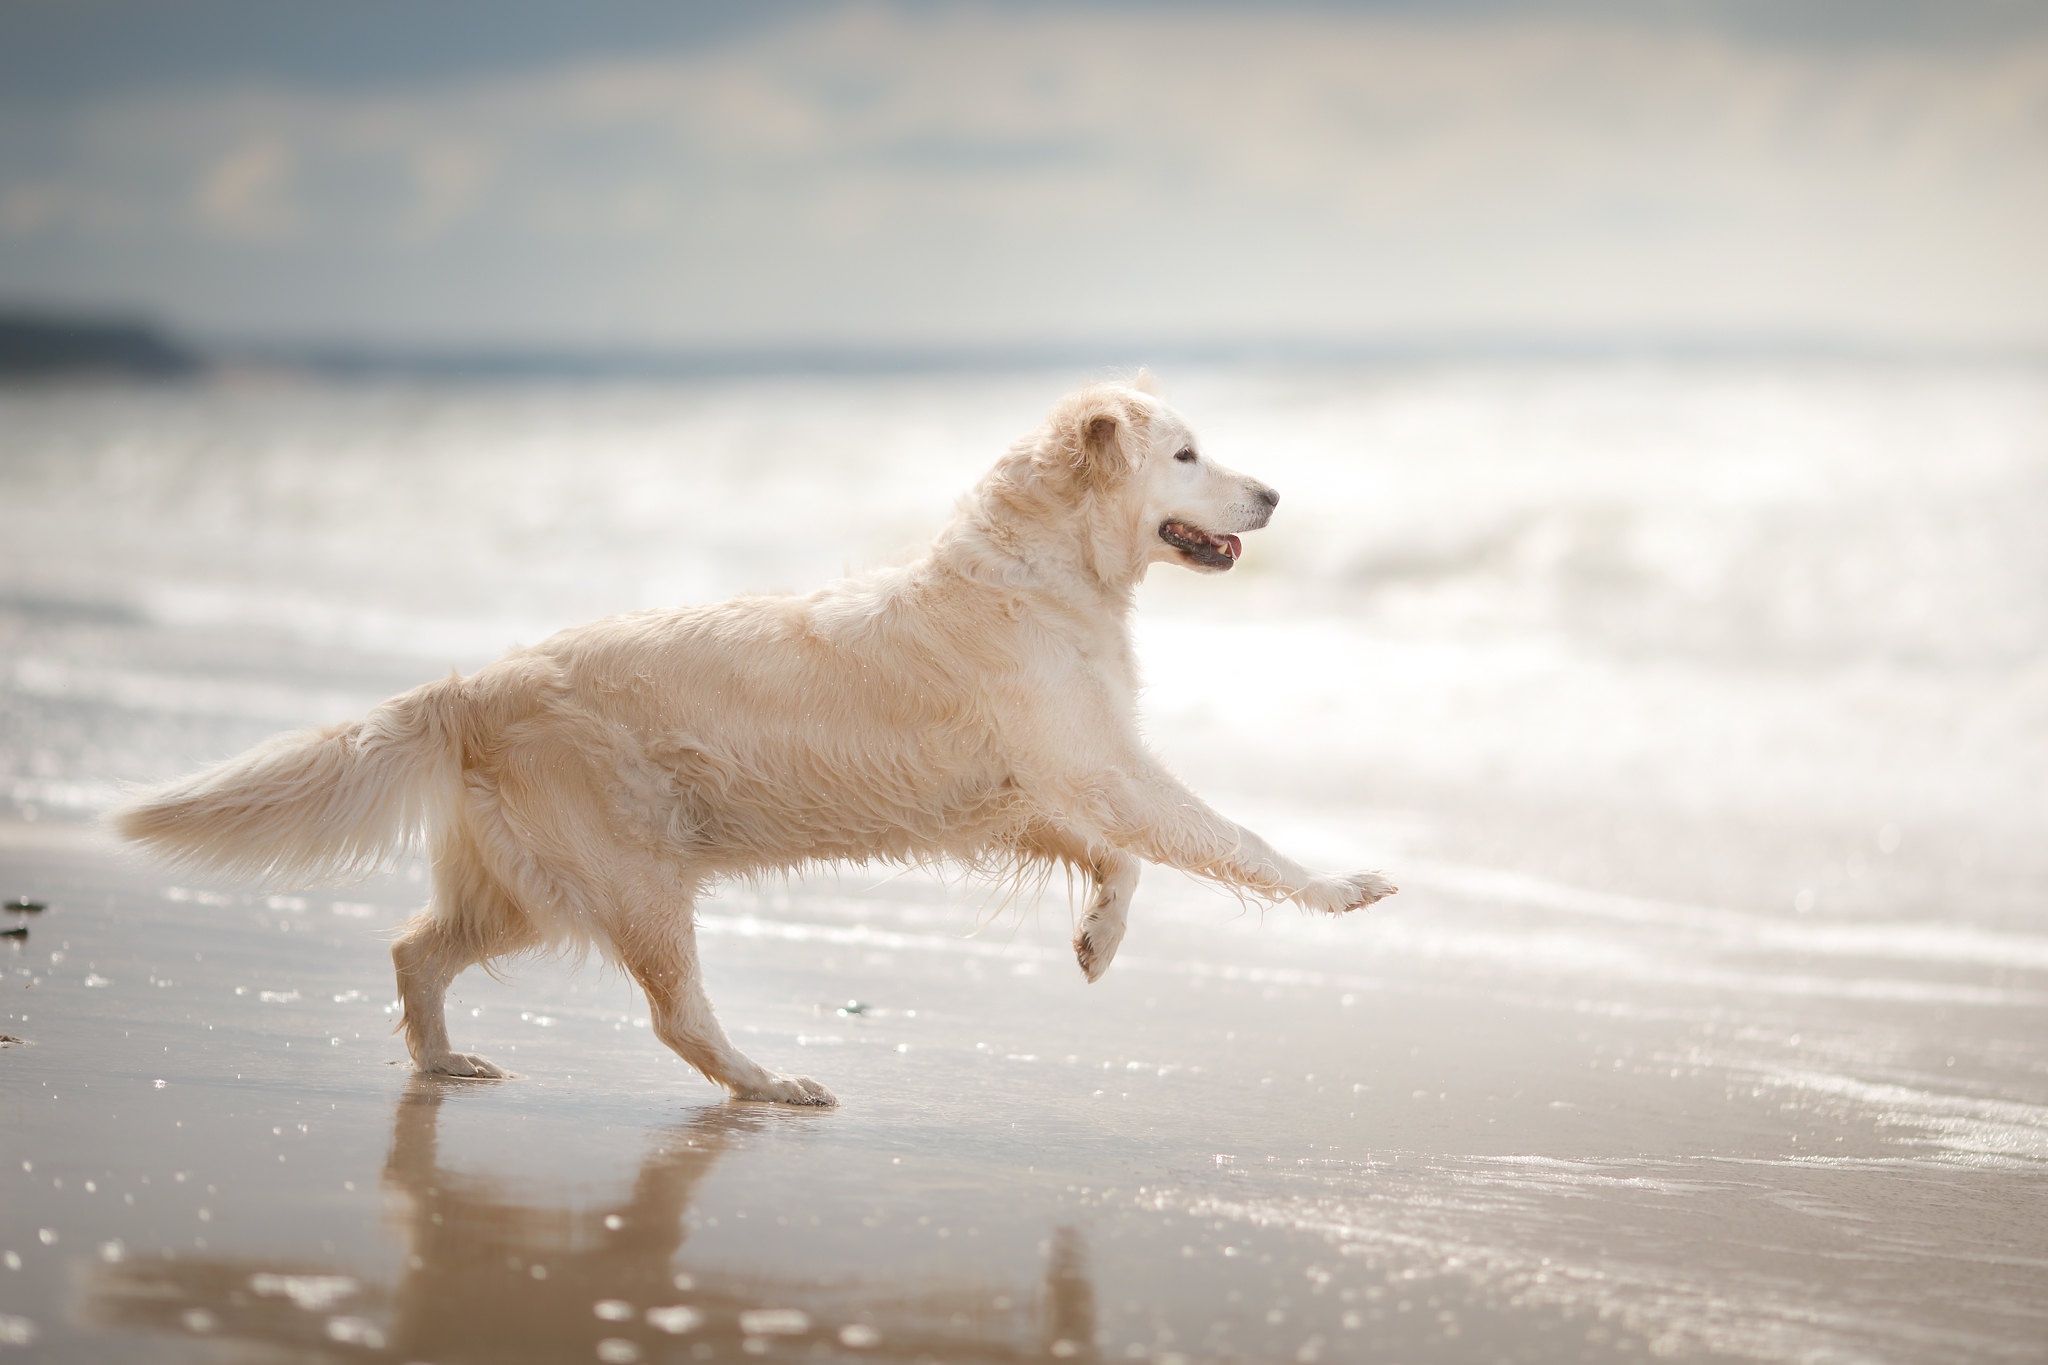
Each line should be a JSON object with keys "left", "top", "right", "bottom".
{"left": 2, "top": 4, "right": 2044, "bottom": 347}
{"left": 193, "top": 137, "right": 300, "bottom": 240}
{"left": 400, "top": 140, "right": 495, "bottom": 241}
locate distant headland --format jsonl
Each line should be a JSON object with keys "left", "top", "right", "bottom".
{"left": 0, "top": 313, "right": 203, "bottom": 379}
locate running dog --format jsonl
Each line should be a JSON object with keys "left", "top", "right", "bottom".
{"left": 114, "top": 377, "right": 1397, "bottom": 1104}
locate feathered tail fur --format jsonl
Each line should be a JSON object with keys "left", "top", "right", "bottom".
{"left": 109, "top": 677, "right": 467, "bottom": 887}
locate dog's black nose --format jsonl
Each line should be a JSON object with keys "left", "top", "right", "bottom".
{"left": 1258, "top": 485, "right": 1280, "bottom": 509}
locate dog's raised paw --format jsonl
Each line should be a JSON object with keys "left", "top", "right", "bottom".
{"left": 1074, "top": 914, "right": 1127, "bottom": 983}
{"left": 735, "top": 1074, "right": 839, "bottom": 1107}
{"left": 1074, "top": 934, "right": 1120, "bottom": 982}
{"left": 1295, "top": 872, "right": 1398, "bottom": 916}
{"left": 1347, "top": 871, "right": 1398, "bottom": 906}
{"left": 1075, "top": 930, "right": 1105, "bottom": 982}
{"left": 422, "top": 1051, "right": 509, "bottom": 1079}
{"left": 1074, "top": 931, "right": 1101, "bottom": 982}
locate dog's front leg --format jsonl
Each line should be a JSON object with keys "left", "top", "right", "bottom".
{"left": 1074, "top": 847, "right": 1139, "bottom": 983}
{"left": 1103, "top": 763, "right": 1396, "bottom": 914}
{"left": 1022, "top": 826, "right": 1140, "bottom": 981}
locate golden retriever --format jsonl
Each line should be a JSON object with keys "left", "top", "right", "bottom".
{"left": 113, "top": 377, "right": 1397, "bottom": 1104}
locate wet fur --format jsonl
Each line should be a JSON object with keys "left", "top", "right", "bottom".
{"left": 112, "top": 379, "right": 1397, "bottom": 1104}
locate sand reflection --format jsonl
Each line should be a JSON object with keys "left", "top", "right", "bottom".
{"left": 85, "top": 1080, "right": 1101, "bottom": 1363}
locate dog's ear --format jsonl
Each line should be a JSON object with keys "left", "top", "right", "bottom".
{"left": 1082, "top": 410, "right": 1126, "bottom": 479}
{"left": 1043, "top": 389, "right": 1135, "bottom": 489}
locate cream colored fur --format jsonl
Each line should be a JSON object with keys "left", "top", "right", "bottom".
{"left": 112, "top": 379, "right": 1397, "bottom": 1105}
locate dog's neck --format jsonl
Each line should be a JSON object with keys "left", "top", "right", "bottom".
{"left": 928, "top": 455, "right": 1148, "bottom": 620}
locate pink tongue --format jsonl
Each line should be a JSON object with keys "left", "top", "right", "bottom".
{"left": 1222, "top": 534, "right": 1242, "bottom": 559}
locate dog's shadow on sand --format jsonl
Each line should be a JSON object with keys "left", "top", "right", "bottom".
{"left": 84, "top": 1078, "right": 1106, "bottom": 1362}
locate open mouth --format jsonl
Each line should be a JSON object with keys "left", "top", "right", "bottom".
{"left": 1158, "top": 519, "right": 1242, "bottom": 570}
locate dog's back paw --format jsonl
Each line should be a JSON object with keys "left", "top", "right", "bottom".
{"left": 421, "top": 1051, "right": 511, "bottom": 1079}
{"left": 733, "top": 1073, "right": 839, "bottom": 1107}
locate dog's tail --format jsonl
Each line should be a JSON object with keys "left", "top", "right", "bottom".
{"left": 109, "top": 676, "right": 469, "bottom": 887}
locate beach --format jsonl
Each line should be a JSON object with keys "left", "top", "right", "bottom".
{"left": 4, "top": 362, "right": 2046, "bottom": 1362}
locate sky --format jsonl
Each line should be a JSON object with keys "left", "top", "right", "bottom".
{"left": 1, "top": 0, "right": 2045, "bottom": 354}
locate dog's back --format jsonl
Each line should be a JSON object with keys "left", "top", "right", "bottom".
{"left": 468, "top": 576, "right": 1045, "bottom": 880}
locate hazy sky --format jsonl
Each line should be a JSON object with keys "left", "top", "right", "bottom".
{"left": 2, "top": 1, "right": 2044, "bottom": 352}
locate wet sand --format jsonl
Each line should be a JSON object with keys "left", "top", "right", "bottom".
{"left": 5, "top": 366, "right": 2048, "bottom": 1361}
{"left": 5, "top": 799, "right": 2047, "bottom": 1363}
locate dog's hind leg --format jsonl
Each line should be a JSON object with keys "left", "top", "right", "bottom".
{"left": 393, "top": 923, "right": 503, "bottom": 1078}
{"left": 392, "top": 832, "right": 538, "bottom": 1079}
{"left": 611, "top": 886, "right": 836, "bottom": 1107}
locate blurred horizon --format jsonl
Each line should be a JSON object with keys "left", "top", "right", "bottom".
{"left": 4, "top": 0, "right": 2046, "bottom": 358}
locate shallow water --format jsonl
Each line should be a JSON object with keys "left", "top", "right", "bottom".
{"left": 3, "top": 363, "right": 2046, "bottom": 1361}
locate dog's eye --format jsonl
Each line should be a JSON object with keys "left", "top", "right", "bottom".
{"left": 1174, "top": 448, "right": 1196, "bottom": 464}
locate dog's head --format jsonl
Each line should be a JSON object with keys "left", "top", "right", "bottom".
{"left": 1034, "top": 374, "right": 1280, "bottom": 579}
